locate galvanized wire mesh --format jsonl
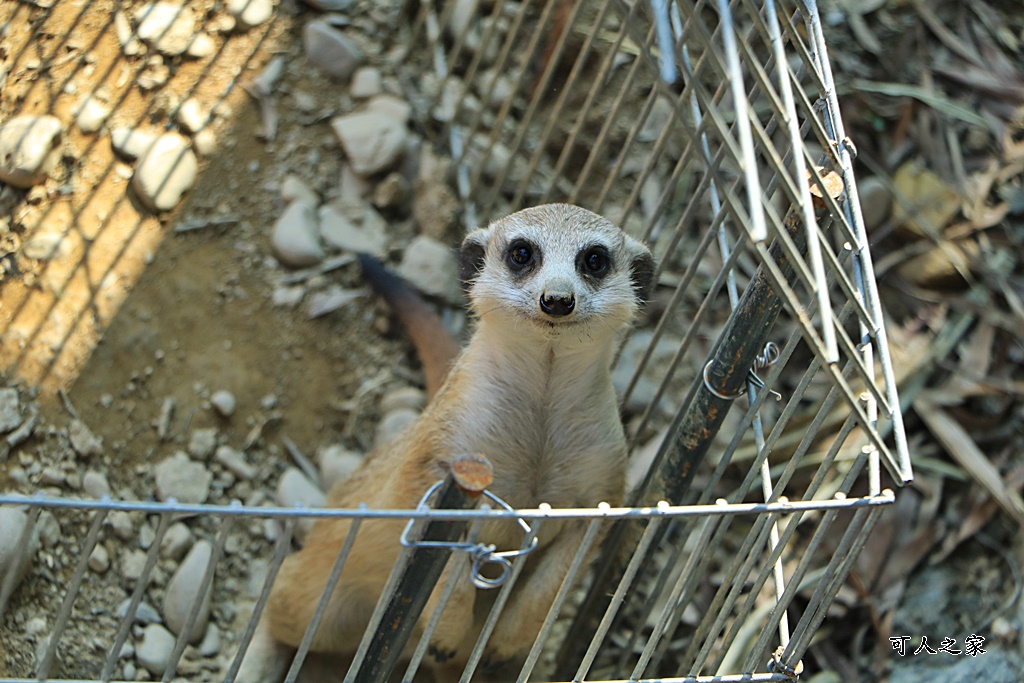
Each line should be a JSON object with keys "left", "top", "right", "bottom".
{"left": 0, "top": 0, "right": 911, "bottom": 681}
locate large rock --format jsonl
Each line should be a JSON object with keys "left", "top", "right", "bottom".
{"left": 0, "top": 115, "right": 62, "bottom": 188}
{"left": 162, "top": 540, "right": 214, "bottom": 643}
{"left": 131, "top": 133, "right": 198, "bottom": 212}
{"left": 331, "top": 112, "right": 408, "bottom": 177}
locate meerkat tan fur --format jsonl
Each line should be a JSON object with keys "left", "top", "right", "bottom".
{"left": 242, "top": 204, "right": 655, "bottom": 681}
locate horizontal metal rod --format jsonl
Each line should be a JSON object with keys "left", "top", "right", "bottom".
{"left": 0, "top": 676, "right": 796, "bottom": 683}
{"left": 0, "top": 491, "right": 895, "bottom": 520}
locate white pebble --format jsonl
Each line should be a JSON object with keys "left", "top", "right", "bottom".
{"left": 134, "top": 2, "right": 197, "bottom": 56}
{"left": 318, "top": 445, "right": 362, "bottom": 490}
{"left": 210, "top": 390, "right": 236, "bottom": 417}
{"left": 154, "top": 451, "right": 212, "bottom": 504}
{"left": 136, "top": 623, "right": 176, "bottom": 675}
{"left": 380, "top": 387, "right": 426, "bottom": 413}
{"left": 132, "top": 133, "right": 198, "bottom": 212}
{"left": 138, "top": 522, "right": 156, "bottom": 550}
{"left": 176, "top": 99, "right": 208, "bottom": 134}
{"left": 318, "top": 202, "right": 386, "bottom": 256}
{"left": 272, "top": 201, "right": 325, "bottom": 268}
{"left": 37, "top": 511, "right": 61, "bottom": 548}
{"left": 162, "top": 540, "right": 213, "bottom": 643}
{"left": 188, "top": 427, "right": 218, "bottom": 459}
{"left": 107, "top": 511, "right": 135, "bottom": 541}
{"left": 307, "top": 285, "right": 363, "bottom": 319}
{"left": 82, "top": 470, "right": 111, "bottom": 498}
{"left": 227, "top": 0, "right": 274, "bottom": 29}
{"left": 191, "top": 128, "right": 217, "bottom": 156}
{"left": 0, "top": 388, "right": 20, "bottom": 432}
{"left": 0, "top": 115, "right": 62, "bottom": 188}
{"left": 375, "top": 408, "right": 420, "bottom": 448}
{"left": 275, "top": 467, "right": 325, "bottom": 509}
{"left": 198, "top": 624, "right": 221, "bottom": 657}
{"left": 75, "top": 96, "right": 110, "bottom": 133}
{"left": 331, "top": 111, "right": 408, "bottom": 177}
{"left": 280, "top": 174, "right": 318, "bottom": 207}
{"left": 116, "top": 599, "right": 162, "bottom": 625}
{"left": 138, "top": 57, "right": 170, "bottom": 90}
{"left": 160, "top": 522, "right": 193, "bottom": 561}
{"left": 26, "top": 617, "right": 47, "bottom": 636}
{"left": 40, "top": 467, "right": 65, "bottom": 486}
{"left": 121, "top": 549, "right": 148, "bottom": 587}
{"left": 350, "top": 66, "right": 382, "bottom": 98}
{"left": 271, "top": 285, "right": 305, "bottom": 308}
{"left": 215, "top": 446, "right": 256, "bottom": 480}
{"left": 366, "top": 94, "right": 412, "bottom": 124}
{"left": 22, "top": 229, "right": 64, "bottom": 261}
{"left": 89, "top": 544, "right": 111, "bottom": 573}
{"left": 69, "top": 419, "right": 103, "bottom": 458}
{"left": 115, "top": 10, "right": 144, "bottom": 56}
{"left": 110, "top": 127, "right": 158, "bottom": 160}
{"left": 304, "top": 20, "right": 363, "bottom": 81}
{"left": 186, "top": 32, "right": 216, "bottom": 58}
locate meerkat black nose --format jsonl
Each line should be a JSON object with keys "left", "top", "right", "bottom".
{"left": 539, "top": 292, "right": 575, "bottom": 316}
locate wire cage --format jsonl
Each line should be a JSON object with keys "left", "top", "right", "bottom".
{"left": 0, "top": 0, "right": 913, "bottom": 682}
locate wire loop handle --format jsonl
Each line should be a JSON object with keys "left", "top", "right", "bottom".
{"left": 703, "top": 341, "right": 783, "bottom": 402}
{"left": 400, "top": 481, "right": 539, "bottom": 589}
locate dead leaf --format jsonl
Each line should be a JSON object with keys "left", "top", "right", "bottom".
{"left": 934, "top": 461, "right": 1024, "bottom": 562}
{"left": 852, "top": 80, "right": 999, "bottom": 132}
{"left": 891, "top": 160, "right": 962, "bottom": 238}
{"left": 915, "top": 396, "right": 1024, "bottom": 527}
{"left": 942, "top": 322, "right": 996, "bottom": 403}
{"left": 896, "top": 238, "right": 979, "bottom": 288}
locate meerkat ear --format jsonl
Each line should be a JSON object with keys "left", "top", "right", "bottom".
{"left": 459, "top": 228, "right": 490, "bottom": 292}
{"left": 624, "top": 235, "right": 656, "bottom": 305}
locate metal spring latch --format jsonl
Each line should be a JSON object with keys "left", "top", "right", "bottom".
{"left": 400, "top": 481, "right": 539, "bottom": 589}
{"left": 767, "top": 646, "right": 804, "bottom": 680}
{"left": 703, "top": 341, "right": 783, "bottom": 402}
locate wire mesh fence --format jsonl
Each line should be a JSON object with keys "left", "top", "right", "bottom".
{"left": 0, "top": 0, "right": 911, "bottom": 681}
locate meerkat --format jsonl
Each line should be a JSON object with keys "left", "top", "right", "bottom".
{"left": 239, "top": 203, "right": 654, "bottom": 682}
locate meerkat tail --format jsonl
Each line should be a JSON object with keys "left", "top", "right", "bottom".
{"left": 359, "top": 254, "right": 460, "bottom": 401}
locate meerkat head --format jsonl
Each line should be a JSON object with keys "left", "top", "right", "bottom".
{"left": 459, "top": 204, "right": 655, "bottom": 337}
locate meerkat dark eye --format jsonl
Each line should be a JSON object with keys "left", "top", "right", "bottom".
{"left": 506, "top": 240, "right": 535, "bottom": 271}
{"left": 578, "top": 246, "right": 611, "bottom": 278}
